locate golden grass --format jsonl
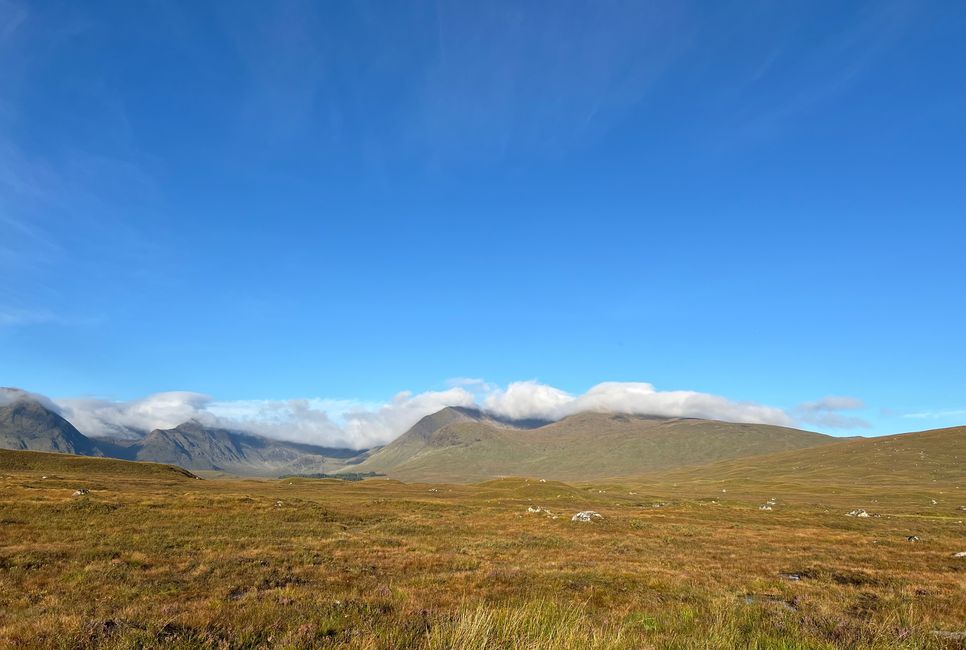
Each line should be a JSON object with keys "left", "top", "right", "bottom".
{"left": 0, "top": 452, "right": 964, "bottom": 648}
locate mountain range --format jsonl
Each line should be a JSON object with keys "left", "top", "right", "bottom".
{"left": 3, "top": 392, "right": 962, "bottom": 484}
{"left": 0, "top": 396, "right": 370, "bottom": 476}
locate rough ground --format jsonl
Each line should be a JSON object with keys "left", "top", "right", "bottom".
{"left": 0, "top": 451, "right": 964, "bottom": 649}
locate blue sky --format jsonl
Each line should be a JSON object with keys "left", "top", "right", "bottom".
{"left": 1, "top": 0, "right": 965, "bottom": 442}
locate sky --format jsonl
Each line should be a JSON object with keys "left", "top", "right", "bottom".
{"left": 1, "top": 1, "right": 965, "bottom": 447}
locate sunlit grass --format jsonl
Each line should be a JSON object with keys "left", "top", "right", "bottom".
{"left": 0, "top": 449, "right": 963, "bottom": 648}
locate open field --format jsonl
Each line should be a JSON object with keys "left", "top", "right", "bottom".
{"left": 1, "top": 449, "right": 964, "bottom": 649}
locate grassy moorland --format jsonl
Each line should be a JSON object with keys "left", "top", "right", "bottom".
{"left": 1, "top": 444, "right": 964, "bottom": 649}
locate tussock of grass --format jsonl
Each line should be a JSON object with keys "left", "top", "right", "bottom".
{"left": 425, "top": 601, "right": 627, "bottom": 649}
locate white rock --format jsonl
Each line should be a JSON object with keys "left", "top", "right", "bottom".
{"left": 571, "top": 511, "right": 603, "bottom": 522}
{"left": 846, "top": 509, "right": 870, "bottom": 518}
{"left": 953, "top": 551, "right": 966, "bottom": 558}
{"left": 72, "top": 489, "right": 89, "bottom": 497}
{"left": 759, "top": 504, "right": 773, "bottom": 511}
{"left": 527, "top": 506, "right": 543, "bottom": 513}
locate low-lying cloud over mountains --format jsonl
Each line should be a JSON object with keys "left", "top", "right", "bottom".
{"left": 1, "top": 381, "right": 870, "bottom": 449}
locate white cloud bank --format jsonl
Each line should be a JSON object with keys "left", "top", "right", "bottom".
{"left": 4, "top": 381, "right": 869, "bottom": 449}
{"left": 483, "top": 381, "right": 794, "bottom": 426}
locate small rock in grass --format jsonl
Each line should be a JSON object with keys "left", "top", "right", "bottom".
{"left": 907, "top": 535, "right": 920, "bottom": 542}
{"left": 846, "top": 509, "right": 870, "bottom": 518}
{"left": 571, "top": 511, "right": 603, "bottom": 522}
{"left": 953, "top": 551, "right": 966, "bottom": 558}
{"left": 527, "top": 506, "right": 543, "bottom": 513}
{"left": 759, "top": 504, "right": 773, "bottom": 511}
{"left": 72, "top": 489, "right": 89, "bottom": 497}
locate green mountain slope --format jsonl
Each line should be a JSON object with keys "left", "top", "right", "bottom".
{"left": 630, "top": 425, "right": 965, "bottom": 505}
{"left": 345, "top": 407, "right": 841, "bottom": 482}
{"left": 0, "top": 447, "right": 198, "bottom": 479}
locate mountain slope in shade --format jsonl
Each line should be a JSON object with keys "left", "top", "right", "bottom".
{"left": 345, "top": 407, "right": 842, "bottom": 483}
{"left": 0, "top": 398, "right": 102, "bottom": 456}
{"left": 133, "top": 421, "right": 369, "bottom": 475}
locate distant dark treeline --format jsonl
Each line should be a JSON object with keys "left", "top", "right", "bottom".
{"left": 278, "top": 472, "right": 385, "bottom": 481}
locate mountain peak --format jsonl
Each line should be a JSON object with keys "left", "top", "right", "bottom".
{"left": 0, "top": 395, "right": 100, "bottom": 456}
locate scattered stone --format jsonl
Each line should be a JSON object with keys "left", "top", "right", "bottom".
{"left": 759, "top": 504, "right": 773, "bottom": 511}
{"left": 539, "top": 479, "right": 546, "bottom": 483}
{"left": 650, "top": 503, "right": 666, "bottom": 509}
{"left": 931, "top": 631, "right": 966, "bottom": 641}
{"left": 274, "top": 500, "right": 284, "bottom": 508}
{"left": 72, "top": 489, "right": 89, "bottom": 497}
{"left": 571, "top": 511, "right": 603, "bottom": 522}
{"left": 930, "top": 499, "right": 938, "bottom": 505}
{"left": 527, "top": 506, "right": 543, "bottom": 513}
{"left": 952, "top": 551, "right": 966, "bottom": 558}
{"left": 907, "top": 535, "right": 920, "bottom": 542}
{"left": 779, "top": 572, "right": 802, "bottom": 581}
{"left": 428, "top": 488, "right": 440, "bottom": 493}
{"left": 41, "top": 476, "right": 48, "bottom": 480}
{"left": 846, "top": 509, "right": 870, "bottom": 518}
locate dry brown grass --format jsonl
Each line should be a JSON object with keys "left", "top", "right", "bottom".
{"left": 0, "top": 452, "right": 964, "bottom": 648}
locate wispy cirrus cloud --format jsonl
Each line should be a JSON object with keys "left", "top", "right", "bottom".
{"left": 0, "top": 306, "right": 56, "bottom": 327}
{"left": 900, "top": 408, "right": 966, "bottom": 420}
{"left": 793, "top": 395, "right": 871, "bottom": 430}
